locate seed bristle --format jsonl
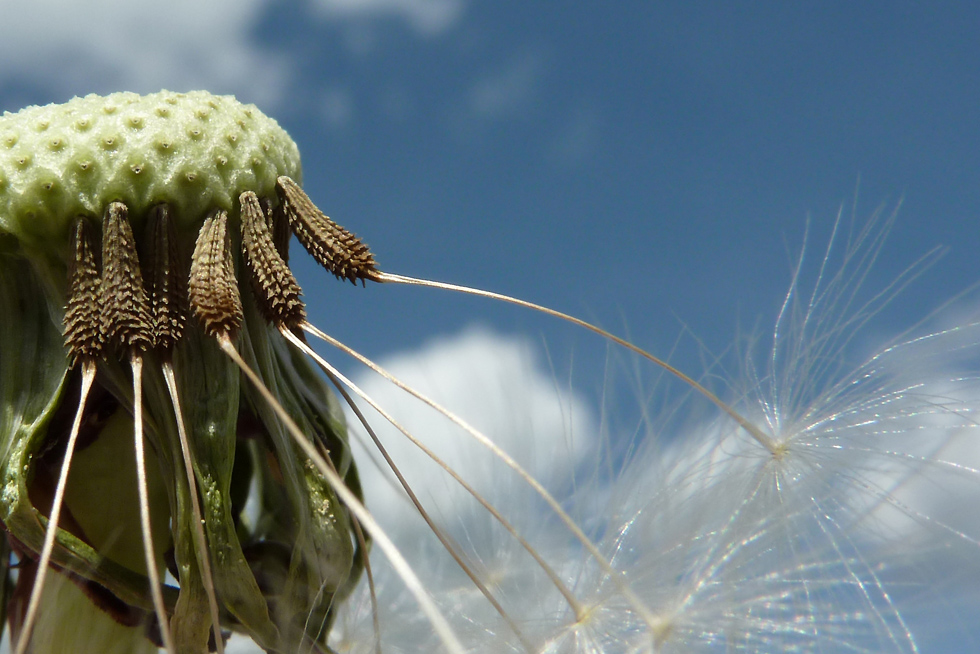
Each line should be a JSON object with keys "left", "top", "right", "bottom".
{"left": 261, "top": 196, "right": 291, "bottom": 264}
{"left": 240, "top": 190, "right": 306, "bottom": 329}
{"left": 144, "top": 204, "right": 188, "bottom": 354}
{"left": 64, "top": 217, "right": 103, "bottom": 364}
{"left": 101, "top": 202, "right": 153, "bottom": 354}
{"left": 189, "top": 209, "right": 243, "bottom": 338}
{"left": 275, "top": 175, "right": 380, "bottom": 285}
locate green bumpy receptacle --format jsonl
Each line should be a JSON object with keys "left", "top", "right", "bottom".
{"left": 0, "top": 90, "right": 302, "bottom": 249}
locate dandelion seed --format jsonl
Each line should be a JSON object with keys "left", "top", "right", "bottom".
{"left": 2, "top": 89, "right": 979, "bottom": 654}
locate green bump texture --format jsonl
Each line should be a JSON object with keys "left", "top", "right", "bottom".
{"left": 0, "top": 90, "right": 302, "bottom": 250}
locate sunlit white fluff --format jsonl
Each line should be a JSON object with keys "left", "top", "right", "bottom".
{"left": 325, "top": 203, "right": 980, "bottom": 654}
{"left": 329, "top": 327, "right": 597, "bottom": 652}
{"left": 542, "top": 207, "right": 980, "bottom": 653}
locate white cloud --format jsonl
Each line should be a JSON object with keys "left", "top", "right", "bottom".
{"left": 320, "top": 86, "right": 355, "bottom": 129}
{"left": 311, "top": 0, "right": 466, "bottom": 36}
{"left": 546, "top": 104, "right": 602, "bottom": 168}
{"left": 468, "top": 51, "right": 547, "bottom": 119}
{"left": 0, "top": 0, "right": 288, "bottom": 108}
{"left": 344, "top": 327, "right": 597, "bottom": 538}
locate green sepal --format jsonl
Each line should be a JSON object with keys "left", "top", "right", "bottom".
{"left": 138, "top": 360, "right": 215, "bottom": 653}
{"left": 173, "top": 324, "right": 280, "bottom": 650}
{"left": 0, "top": 255, "right": 181, "bottom": 612}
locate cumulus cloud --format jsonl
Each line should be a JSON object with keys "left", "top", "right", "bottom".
{"left": 467, "top": 51, "right": 548, "bottom": 120}
{"left": 311, "top": 0, "right": 467, "bottom": 36}
{"left": 320, "top": 85, "right": 356, "bottom": 130}
{"left": 0, "top": 0, "right": 288, "bottom": 108}
{"left": 343, "top": 327, "right": 597, "bottom": 537}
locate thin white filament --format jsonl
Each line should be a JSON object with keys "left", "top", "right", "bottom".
{"left": 130, "top": 355, "right": 175, "bottom": 654}
{"left": 283, "top": 328, "right": 536, "bottom": 651}
{"left": 376, "top": 271, "right": 778, "bottom": 453}
{"left": 301, "top": 322, "right": 663, "bottom": 634}
{"left": 162, "top": 362, "right": 224, "bottom": 654}
{"left": 322, "top": 472, "right": 381, "bottom": 654}
{"left": 288, "top": 325, "right": 587, "bottom": 622}
{"left": 216, "top": 335, "right": 466, "bottom": 654}
{"left": 14, "top": 361, "right": 96, "bottom": 654}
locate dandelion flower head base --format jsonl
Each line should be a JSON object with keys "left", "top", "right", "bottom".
{"left": 0, "top": 91, "right": 371, "bottom": 653}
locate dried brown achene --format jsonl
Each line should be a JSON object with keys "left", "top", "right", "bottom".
{"left": 101, "top": 203, "right": 153, "bottom": 354}
{"left": 276, "top": 175, "right": 380, "bottom": 285}
{"left": 240, "top": 190, "right": 306, "bottom": 329}
{"left": 143, "top": 204, "right": 188, "bottom": 355}
{"left": 188, "top": 209, "right": 244, "bottom": 339}
{"left": 64, "top": 217, "right": 104, "bottom": 366}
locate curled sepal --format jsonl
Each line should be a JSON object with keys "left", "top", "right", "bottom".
{"left": 0, "top": 255, "right": 67, "bottom": 481}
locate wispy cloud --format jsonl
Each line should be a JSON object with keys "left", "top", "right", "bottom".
{"left": 311, "top": 0, "right": 467, "bottom": 36}
{"left": 546, "top": 103, "right": 603, "bottom": 168}
{"left": 467, "top": 51, "right": 548, "bottom": 120}
{"left": 320, "top": 85, "right": 356, "bottom": 130}
{"left": 0, "top": 0, "right": 288, "bottom": 109}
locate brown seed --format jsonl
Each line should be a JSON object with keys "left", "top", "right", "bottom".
{"left": 188, "top": 209, "right": 243, "bottom": 338}
{"left": 63, "top": 216, "right": 103, "bottom": 365}
{"left": 143, "top": 204, "right": 188, "bottom": 354}
{"left": 260, "top": 196, "right": 291, "bottom": 264}
{"left": 101, "top": 202, "right": 152, "bottom": 354}
{"left": 240, "top": 191, "right": 306, "bottom": 329}
{"left": 275, "top": 175, "right": 379, "bottom": 285}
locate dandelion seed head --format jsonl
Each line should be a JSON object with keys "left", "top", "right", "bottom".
{"left": 0, "top": 90, "right": 366, "bottom": 653}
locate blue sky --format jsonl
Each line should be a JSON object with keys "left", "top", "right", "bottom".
{"left": 3, "top": 2, "right": 977, "bottom": 378}
{"left": 3, "top": 2, "right": 980, "bottom": 652}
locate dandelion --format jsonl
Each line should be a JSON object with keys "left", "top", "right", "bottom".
{"left": 0, "top": 89, "right": 637, "bottom": 654}
{"left": 0, "top": 90, "right": 371, "bottom": 653}
{"left": 1, "top": 89, "right": 979, "bottom": 654}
